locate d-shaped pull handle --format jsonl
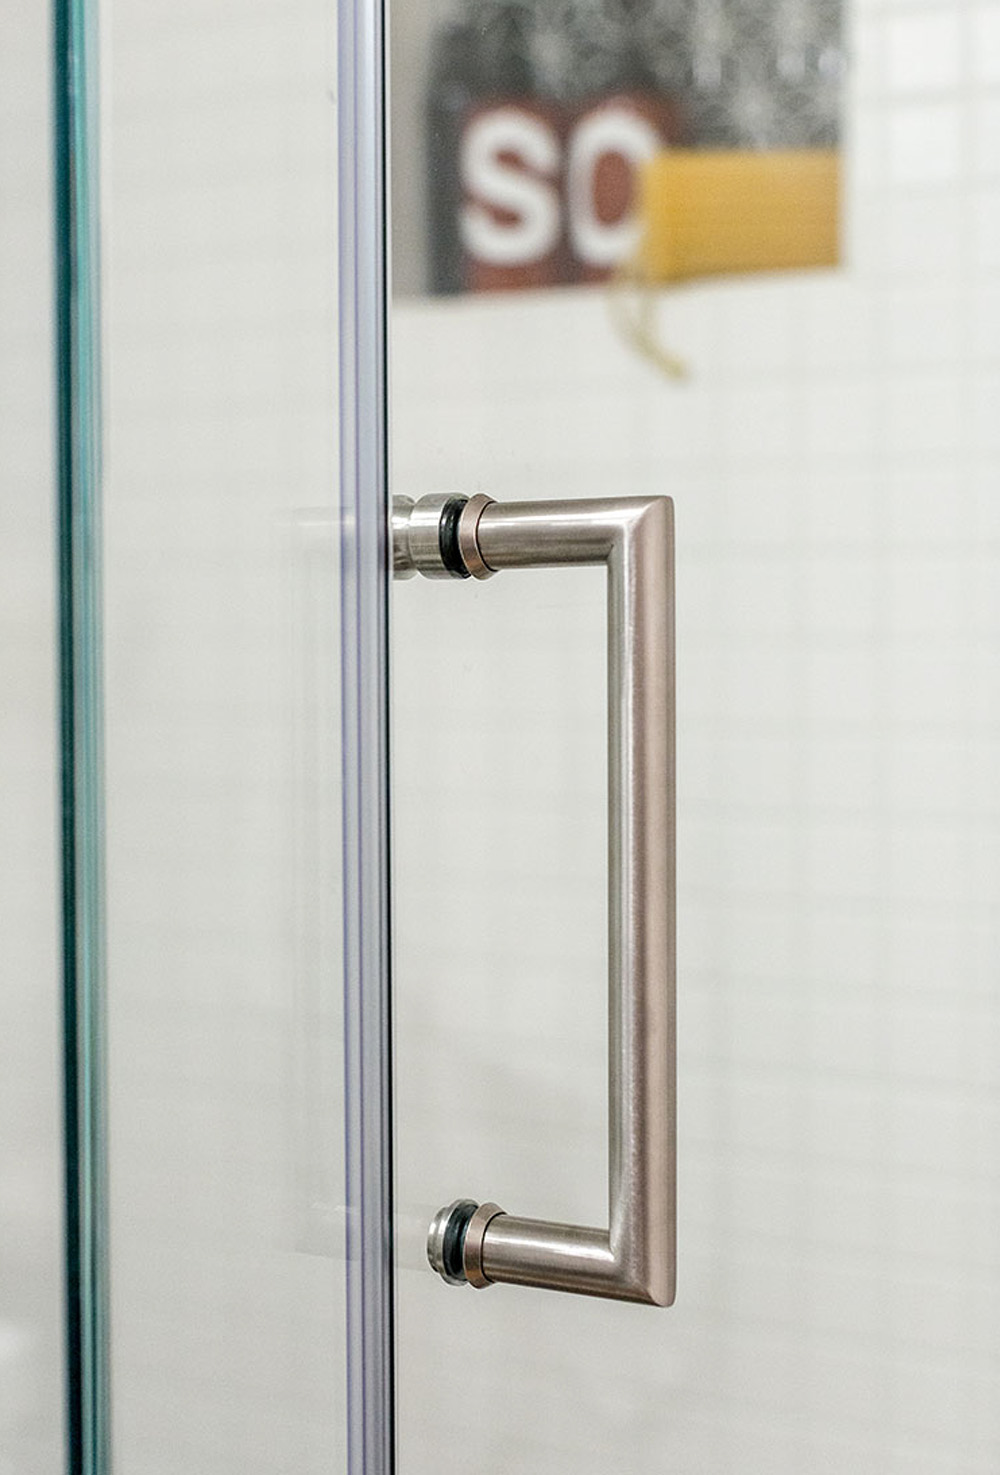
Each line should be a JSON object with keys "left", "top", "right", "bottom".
{"left": 394, "top": 493, "right": 675, "bottom": 1306}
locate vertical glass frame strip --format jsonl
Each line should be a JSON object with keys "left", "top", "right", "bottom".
{"left": 338, "top": 0, "right": 395, "bottom": 1472}
{"left": 53, "top": 0, "right": 110, "bottom": 1471}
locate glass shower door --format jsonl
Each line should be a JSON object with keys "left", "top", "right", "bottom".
{"left": 55, "top": 0, "right": 392, "bottom": 1470}
{"left": 51, "top": 0, "right": 1000, "bottom": 1470}
{"left": 390, "top": 0, "right": 1000, "bottom": 1471}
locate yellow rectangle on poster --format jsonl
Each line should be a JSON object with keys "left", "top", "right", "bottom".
{"left": 639, "top": 148, "right": 840, "bottom": 283}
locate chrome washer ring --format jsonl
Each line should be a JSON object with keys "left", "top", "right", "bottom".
{"left": 457, "top": 493, "right": 496, "bottom": 580}
{"left": 462, "top": 1201, "right": 505, "bottom": 1288}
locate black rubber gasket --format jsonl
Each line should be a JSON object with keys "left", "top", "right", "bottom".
{"left": 439, "top": 495, "right": 471, "bottom": 578}
{"left": 442, "top": 1199, "right": 478, "bottom": 1282}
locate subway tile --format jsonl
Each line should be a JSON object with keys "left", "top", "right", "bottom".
{"left": 888, "top": 103, "right": 964, "bottom": 186}
{"left": 885, "top": 10, "right": 964, "bottom": 92}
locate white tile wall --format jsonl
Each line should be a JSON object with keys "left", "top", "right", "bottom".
{"left": 392, "top": 0, "right": 1000, "bottom": 1470}
{"left": 0, "top": 2, "right": 65, "bottom": 1470}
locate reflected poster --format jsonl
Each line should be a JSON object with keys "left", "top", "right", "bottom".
{"left": 419, "top": 0, "right": 843, "bottom": 294}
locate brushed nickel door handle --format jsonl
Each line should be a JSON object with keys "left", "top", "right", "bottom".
{"left": 394, "top": 493, "right": 675, "bottom": 1306}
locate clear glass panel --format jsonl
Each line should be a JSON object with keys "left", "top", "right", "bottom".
{"left": 94, "top": 2, "right": 354, "bottom": 1468}
{"left": 0, "top": 4, "right": 65, "bottom": 1469}
{"left": 391, "top": 1, "right": 1000, "bottom": 1471}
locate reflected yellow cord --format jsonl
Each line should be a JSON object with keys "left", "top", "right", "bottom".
{"left": 608, "top": 255, "right": 688, "bottom": 381}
